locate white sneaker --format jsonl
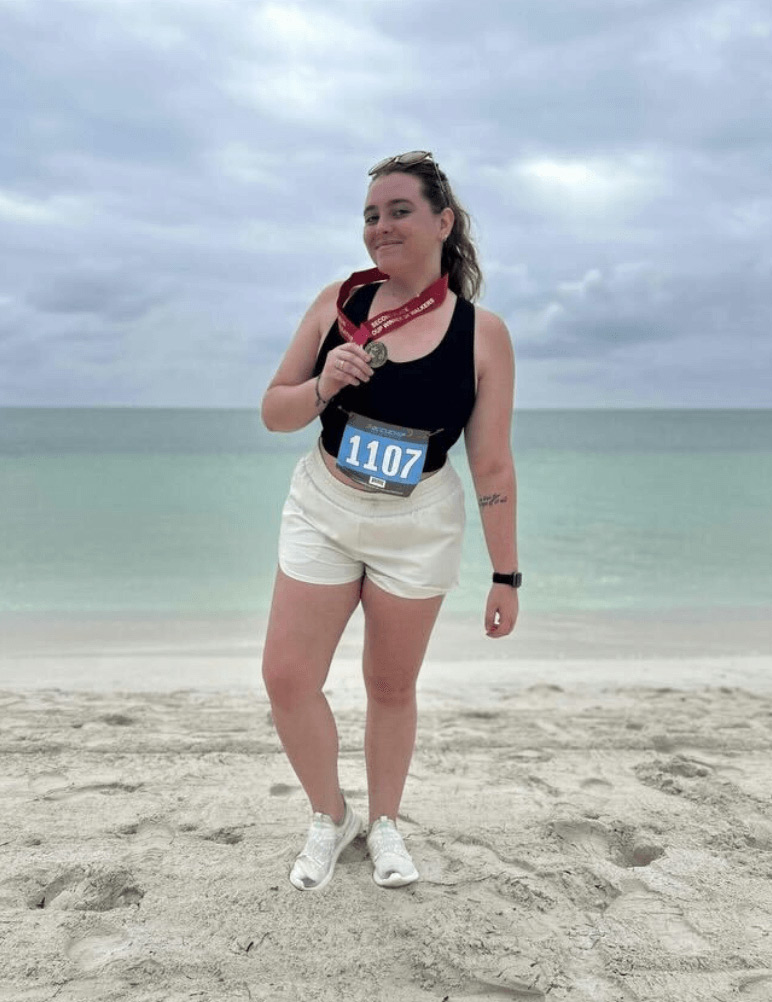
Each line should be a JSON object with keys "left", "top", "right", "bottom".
{"left": 366, "top": 816, "right": 419, "bottom": 887}
{"left": 289, "top": 800, "right": 363, "bottom": 891}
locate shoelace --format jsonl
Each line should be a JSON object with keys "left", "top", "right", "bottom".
{"left": 369, "top": 820, "right": 412, "bottom": 861}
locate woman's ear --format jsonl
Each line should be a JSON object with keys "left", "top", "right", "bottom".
{"left": 440, "top": 207, "right": 455, "bottom": 240}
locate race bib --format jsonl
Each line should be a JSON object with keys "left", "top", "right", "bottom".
{"left": 336, "top": 413, "right": 429, "bottom": 496}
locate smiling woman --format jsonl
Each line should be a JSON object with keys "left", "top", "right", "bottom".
{"left": 363, "top": 153, "right": 483, "bottom": 303}
{"left": 259, "top": 151, "right": 520, "bottom": 894}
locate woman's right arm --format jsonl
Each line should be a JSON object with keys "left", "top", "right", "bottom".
{"left": 261, "top": 282, "right": 373, "bottom": 432}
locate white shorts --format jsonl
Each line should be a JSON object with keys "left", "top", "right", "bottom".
{"left": 277, "top": 439, "right": 466, "bottom": 600}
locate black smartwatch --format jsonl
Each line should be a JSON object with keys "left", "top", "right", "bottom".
{"left": 492, "top": 571, "right": 522, "bottom": 588}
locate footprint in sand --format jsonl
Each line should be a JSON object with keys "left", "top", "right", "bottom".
{"left": 604, "top": 881, "right": 711, "bottom": 955}
{"left": 419, "top": 830, "right": 543, "bottom": 910}
{"left": 125, "top": 820, "right": 175, "bottom": 866}
{"left": 511, "top": 749, "right": 554, "bottom": 764}
{"left": 4, "top": 984, "right": 107, "bottom": 1002}
{"left": 28, "top": 770, "right": 140, "bottom": 801}
{"left": 28, "top": 771, "right": 70, "bottom": 796}
{"left": 661, "top": 753, "right": 715, "bottom": 778}
{"left": 0, "top": 989, "right": 55, "bottom": 1001}
{"left": 633, "top": 753, "right": 721, "bottom": 799}
{"left": 30, "top": 866, "right": 143, "bottom": 911}
{"left": 64, "top": 923, "right": 131, "bottom": 972}
{"left": 735, "top": 902, "right": 772, "bottom": 946}
{"left": 269, "top": 782, "right": 297, "bottom": 796}
{"left": 451, "top": 976, "right": 546, "bottom": 999}
{"left": 551, "top": 819, "right": 612, "bottom": 860}
{"left": 201, "top": 826, "right": 244, "bottom": 845}
{"left": 579, "top": 777, "right": 614, "bottom": 793}
{"left": 97, "top": 713, "right": 136, "bottom": 726}
{"left": 549, "top": 819, "right": 665, "bottom": 869}
{"left": 737, "top": 972, "right": 772, "bottom": 997}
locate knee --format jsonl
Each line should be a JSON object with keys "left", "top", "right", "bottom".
{"left": 262, "top": 659, "right": 320, "bottom": 709}
{"left": 364, "top": 673, "right": 416, "bottom": 707}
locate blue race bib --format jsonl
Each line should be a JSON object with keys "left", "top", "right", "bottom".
{"left": 336, "top": 413, "right": 430, "bottom": 496}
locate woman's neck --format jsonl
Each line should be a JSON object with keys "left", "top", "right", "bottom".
{"left": 380, "top": 263, "right": 443, "bottom": 304}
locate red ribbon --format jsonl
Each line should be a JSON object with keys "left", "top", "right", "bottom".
{"left": 336, "top": 268, "right": 449, "bottom": 347}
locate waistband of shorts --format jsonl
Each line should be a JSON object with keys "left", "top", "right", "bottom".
{"left": 300, "top": 436, "right": 462, "bottom": 515}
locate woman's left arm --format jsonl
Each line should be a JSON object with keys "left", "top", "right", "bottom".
{"left": 463, "top": 308, "right": 519, "bottom": 638}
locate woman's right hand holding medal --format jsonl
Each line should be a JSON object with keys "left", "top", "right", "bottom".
{"left": 318, "top": 344, "right": 374, "bottom": 401}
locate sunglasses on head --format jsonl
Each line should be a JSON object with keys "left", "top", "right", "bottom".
{"left": 368, "top": 151, "right": 449, "bottom": 208}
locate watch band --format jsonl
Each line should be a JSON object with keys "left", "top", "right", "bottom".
{"left": 492, "top": 571, "right": 522, "bottom": 588}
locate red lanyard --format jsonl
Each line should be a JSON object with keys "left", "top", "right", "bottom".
{"left": 336, "top": 268, "right": 449, "bottom": 347}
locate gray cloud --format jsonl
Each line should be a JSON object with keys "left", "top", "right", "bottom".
{"left": 0, "top": 0, "right": 770, "bottom": 407}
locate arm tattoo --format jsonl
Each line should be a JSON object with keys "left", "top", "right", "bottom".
{"left": 478, "top": 492, "right": 508, "bottom": 508}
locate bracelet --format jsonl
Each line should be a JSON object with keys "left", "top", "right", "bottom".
{"left": 492, "top": 571, "right": 522, "bottom": 588}
{"left": 314, "top": 375, "right": 330, "bottom": 409}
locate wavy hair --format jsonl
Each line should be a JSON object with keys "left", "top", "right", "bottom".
{"left": 369, "top": 160, "right": 484, "bottom": 302}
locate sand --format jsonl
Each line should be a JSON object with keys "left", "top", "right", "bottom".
{"left": 1, "top": 605, "right": 771, "bottom": 1001}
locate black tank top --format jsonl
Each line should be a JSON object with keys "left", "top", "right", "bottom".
{"left": 313, "top": 282, "right": 476, "bottom": 473}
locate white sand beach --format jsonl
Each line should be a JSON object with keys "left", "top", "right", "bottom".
{"left": 1, "top": 604, "right": 771, "bottom": 1001}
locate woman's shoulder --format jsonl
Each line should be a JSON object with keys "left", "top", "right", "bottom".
{"left": 470, "top": 305, "right": 513, "bottom": 384}
{"left": 312, "top": 279, "right": 345, "bottom": 313}
{"left": 472, "top": 304, "right": 512, "bottom": 344}
{"left": 305, "top": 280, "right": 345, "bottom": 341}
{"left": 311, "top": 279, "right": 377, "bottom": 327}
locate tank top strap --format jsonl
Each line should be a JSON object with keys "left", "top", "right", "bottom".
{"left": 341, "top": 282, "right": 381, "bottom": 326}
{"left": 447, "top": 297, "right": 474, "bottom": 332}
{"left": 442, "top": 296, "right": 475, "bottom": 360}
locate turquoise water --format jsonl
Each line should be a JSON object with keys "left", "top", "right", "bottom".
{"left": 0, "top": 408, "right": 770, "bottom": 617}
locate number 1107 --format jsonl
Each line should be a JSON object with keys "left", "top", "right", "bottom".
{"left": 343, "top": 435, "right": 423, "bottom": 480}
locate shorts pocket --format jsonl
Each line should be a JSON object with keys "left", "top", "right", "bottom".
{"left": 415, "top": 487, "right": 466, "bottom": 534}
{"left": 410, "top": 488, "right": 466, "bottom": 582}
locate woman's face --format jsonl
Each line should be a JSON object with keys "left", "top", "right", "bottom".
{"left": 363, "top": 171, "right": 452, "bottom": 274}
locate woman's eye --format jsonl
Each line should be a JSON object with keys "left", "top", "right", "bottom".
{"left": 364, "top": 215, "right": 377, "bottom": 225}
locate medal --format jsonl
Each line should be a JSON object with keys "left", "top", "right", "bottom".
{"left": 364, "top": 340, "right": 388, "bottom": 368}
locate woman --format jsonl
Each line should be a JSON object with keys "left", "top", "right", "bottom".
{"left": 260, "top": 151, "right": 520, "bottom": 891}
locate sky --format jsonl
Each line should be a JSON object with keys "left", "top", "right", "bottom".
{"left": 1, "top": 0, "right": 770, "bottom": 409}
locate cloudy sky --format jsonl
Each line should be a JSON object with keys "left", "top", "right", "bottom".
{"left": 1, "top": 0, "right": 770, "bottom": 409}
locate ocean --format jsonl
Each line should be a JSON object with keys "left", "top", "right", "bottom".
{"left": 0, "top": 407, "right": 769, "bottom": 620}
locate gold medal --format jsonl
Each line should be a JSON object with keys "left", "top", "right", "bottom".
{"left": 364, "top": 340, "right": 388, "bottom": 368}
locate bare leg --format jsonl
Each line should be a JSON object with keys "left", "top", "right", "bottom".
{"left": 262, "top": 568, "right": 362, "bottom": 824}
{"left": 360, "top": 576, "right": 444, "bottom": 825}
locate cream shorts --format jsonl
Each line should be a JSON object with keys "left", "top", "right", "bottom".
{"left": 277, "top": 439, "right": 466, "bottom": 600}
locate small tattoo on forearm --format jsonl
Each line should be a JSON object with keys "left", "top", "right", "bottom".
{"left": 478, "top": 493, "right": 508, "bottom": 507}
